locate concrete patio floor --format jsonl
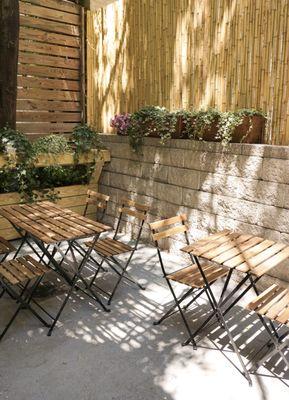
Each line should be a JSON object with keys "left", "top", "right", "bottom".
{"left": 0, "top": 239, "right": 288, "bottom": 400}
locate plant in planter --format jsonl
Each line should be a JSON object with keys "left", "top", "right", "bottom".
{"left": 71, "top": 124, "right": 104, "bottom": 160}
{"left": 0, "top": 126, "right": 33, "bottom": 162}
{"left": 0, "top": 126, "right": 38, "bottom": 201}
{"left": 127, "top": 106, "right": 177, "bottom": 152}
{"left": 216, "top": 109, "right": 266, "bottom": 145}
{"left": 189, "top": 108, "right": 221, "bottom": 140}
{"left": 33, "top": 134, "right": 70, "bottom": 156}
{"left": 0, "top": 126, "right": 105, "bottom": 202}
{"left": 173, "top": 109, "right": 193, "bottom": 138}
{"left": 110, "top": 113, "right": 131, "bottom": 135}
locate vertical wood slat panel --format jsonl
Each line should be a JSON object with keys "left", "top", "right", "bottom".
{"left": 87, "top": 0, "right": 289, "bottom": 145}
{"left": 17, "top": 0, "right": 82, "bottom": 137}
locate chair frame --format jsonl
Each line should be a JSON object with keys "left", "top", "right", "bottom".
{"left": 83, "top": 189, "right": 110, "bottom": 220}
{"left": 0, "top": 256, "right": 52, "bottom": 341}
{"left": 64, "top": 190, "right": 110, "bottom": 268}
{"left": 150, "top": 214, "right": 212, "bottom": 348}
{"left": 246, "top": 284, "right": 289, "bottom": 373}
{"left": 89, "top": 198, "right": 149, "bottom": 304}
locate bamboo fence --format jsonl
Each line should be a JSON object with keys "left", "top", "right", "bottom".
{"left": 87, "top": 0, "right": 289, "bottom": 145}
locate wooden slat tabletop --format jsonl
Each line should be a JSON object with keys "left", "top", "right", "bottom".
{"left": 0, "top": 201, "right": 111, "bottom": 244}
{"left": 182, "top": 230, "right": 289, "bottom": 277}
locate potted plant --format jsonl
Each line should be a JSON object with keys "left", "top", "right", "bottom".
{"left": 216, "top": 109, "right": 266, "bottom": 145}
{"left": 110, "top": 113, "right": 131, "bottom": 136}
{"left": 173, "top": 110, "right": 192, "bottom": 138}
{"left": 127, "top": 106, "right": 178, "bottom": 151}
{"left": 185, "top": 108, "right": 220, "bottom": 141}
{"left": 0, "top": 126, "right": 110, "bottom": 239}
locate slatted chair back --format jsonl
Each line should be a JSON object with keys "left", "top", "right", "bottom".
{"left": 149, "top": 215, "right": 189, "bottom": 276}
{"left": 83, "top": 190, "right": 110, "bottom": 221}
{"left": 114, "top": 198, "right": 149, "bottom": 247}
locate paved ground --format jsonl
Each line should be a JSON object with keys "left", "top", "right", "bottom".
{"left": 0, "top": 238, "right": 288, "bottom": 400}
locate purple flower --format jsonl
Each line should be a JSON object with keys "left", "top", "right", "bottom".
{"left": 110, "top": 113, "right": 131, "bottom": 135}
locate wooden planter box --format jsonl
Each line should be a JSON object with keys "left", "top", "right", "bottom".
{"left": 190, "top": 115, "right": 266, "bottom": 143}
{"left": 115, "top": 115, "right": 265, "bottom": 143}
{"left": 0, "top": 149, "right": 110, "bottom": 240}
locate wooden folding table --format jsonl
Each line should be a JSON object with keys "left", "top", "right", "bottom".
{"left": 0, "top": 201, "right": 112, "bottom": 335}
{"left": 181, "top": 229, "right": 289, "bottom": 384}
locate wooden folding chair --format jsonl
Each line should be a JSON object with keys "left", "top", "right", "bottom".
{"left": 149, "top": 215, "right": 229, "bottom": 348}
{"left": 55, "top": 190, "right": 111, "bottom": 270}
{"left": 0, "top": 255, "right": 52, "bottom": 340}
{"left": 246, "top": 284, "right": 289, "bottom": 373}
{"left": 83, "top": 190, "right": 110, "bottom": 221}
{"left": 87, "top": 198, "right": 149, "bottom": 304}
{"left": 0, "top": 236, "right": 15, "bottom": 261}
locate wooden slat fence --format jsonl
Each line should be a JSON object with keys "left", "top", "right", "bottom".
{"left": 17, "top": 0, "right": 83, "bottom": 139}
{"left": 87, "top": 0, "right": 289, "bottom": 145}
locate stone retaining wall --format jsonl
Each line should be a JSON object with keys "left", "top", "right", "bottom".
{"left": 99, "top": 134, "right": 289, "bottom": 286}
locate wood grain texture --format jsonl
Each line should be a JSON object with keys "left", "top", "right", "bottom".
{"left": 0, "top": 0, "right": 19, "bottom": 129}
{"left": 17, "top": 0, "right": 82, "bottom": 137}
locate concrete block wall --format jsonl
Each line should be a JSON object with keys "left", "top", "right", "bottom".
{"left": 99, "top": 134, "right": 289, "bottom": 286}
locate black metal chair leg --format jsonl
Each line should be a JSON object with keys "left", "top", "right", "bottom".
{"left": 47, "top": 274, "right": 78, "bottom": 337}
{"left": 89, "top": 257, "right": 106, "bottom": 288}
{"left": 153, "top": 287, "right": 196, "bottom": 325}
{"left": 217, "top": 308, "right": 252, "bottom": 385}
{"left": 164, "top": 279, "right": 197, "bottom": 349}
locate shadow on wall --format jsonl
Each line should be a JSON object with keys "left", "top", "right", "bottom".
{"left": 90, "top": 0, "right": 239, "bottom": 131}
{"left": 88, "top": 0, "right": 287, "bottom": 142}
{"left": 99, "top": 136, "right": 289, "bottom": 286}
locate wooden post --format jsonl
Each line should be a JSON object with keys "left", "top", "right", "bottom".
{"left": 0, "top": 0, "right": 19, "bottom": 129}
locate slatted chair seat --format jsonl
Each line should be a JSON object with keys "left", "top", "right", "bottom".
{"left": 167, "top": 263, "right": 229, "bottom": 288}
{"left": 246, "top": 284, "right": 289, "bottom": 373}
{"left": 0, "top": 255, "right": 51, "bottom": 341}
{"left": 247, "top": 284, "right": 289, "bottom": 327}
{"left": 86, "top": 237, "right": 133, "bottom": 257}
{"left": 0, "top": 236, "right": 15, "bottom": 255}
{"left": 149, "top": 214, "right": 231, "bottom": 350}
{"left": 87, "top": 198, "right": 149, "bottom": 304}
{"left": 0, "top": 255, "right": 50, "bottom": 286}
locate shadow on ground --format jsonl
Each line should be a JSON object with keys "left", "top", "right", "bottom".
{"left": 0, "top": 240, "right": 288, "bottom": 400}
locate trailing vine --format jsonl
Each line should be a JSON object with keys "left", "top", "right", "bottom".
{"left": 113, "top": 106, "right": 266, "bottom": 150}
{"left": 190, "top": 108, "right": 220, "bottom": 139}
{"left": 33, "top": 134, "right": 70, "bottom": 156}
{"left": 216, "top": 108, "right": 266, "bottom": 145}
{"left": 127, "top": 106, "right": 177, "bottom": 152}
{"left": 0, "top": 125, "right": 103, "bottom": 202}
{"left": 72, "top": 124, "right": 104, "bottom": 161}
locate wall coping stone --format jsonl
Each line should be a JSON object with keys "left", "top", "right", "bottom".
{"left": 99, "top": 134, "right": 289, "bottom": 159}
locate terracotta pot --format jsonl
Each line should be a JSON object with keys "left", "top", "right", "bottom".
{"left": 231, "top": 115, "right": 265, "bottom": 143}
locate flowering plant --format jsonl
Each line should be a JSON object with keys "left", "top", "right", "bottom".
{"left": 110, "top": 113, "right": 131, "bottom": 135}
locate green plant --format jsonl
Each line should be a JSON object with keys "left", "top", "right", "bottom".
{"left": 71, "top": 124, "right": 103, "bottom": 160}
{"left": 127, "top": 106, "right": 177, "bottom": 151}
{"left": 0, "top": 127, "right": 102, "bottom": 202}
{"left": 34, "top": 164, "right": 94, "bottom": 189}
{"left": 190, "top": 108, "right": 220, "bottom": 139}
{"left": 0, "top": 126, "right": 33, "bottom": 161}
{"left": 33, "top": 134, "right": 70, "bottom": 156}
{"left": 216, "top": 109, "right": 266, "bottom": 145}
{"left": 0, "top": 126, "right": 37, "bottom": 201}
